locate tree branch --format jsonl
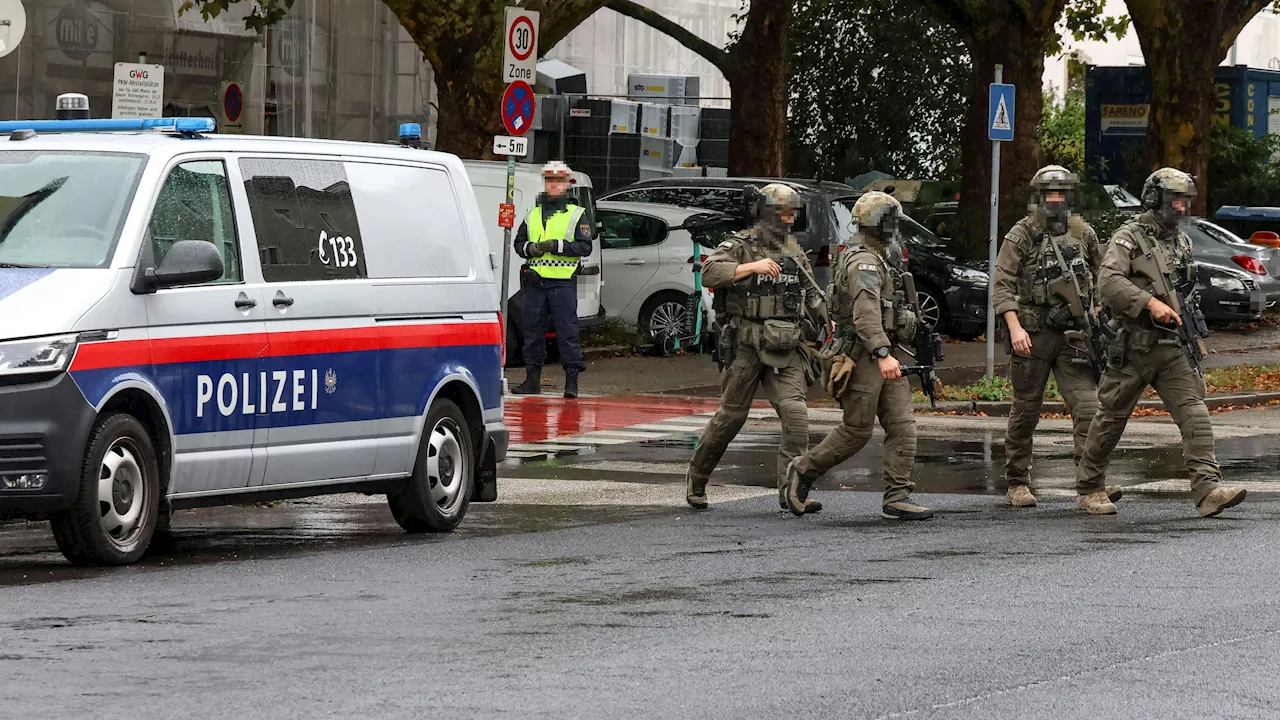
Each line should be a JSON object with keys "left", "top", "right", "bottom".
{"left": 603, "top": 0, "right": 731, "bottom": 75}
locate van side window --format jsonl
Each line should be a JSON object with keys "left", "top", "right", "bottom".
{"left": 239, "top": 158, "right": 367, "bottom": 282}
{"left": 148, "top": 160, "right": 241, "bottom": 283}
{"left": 345, "top": 163, "right": 472, "bottom": 278}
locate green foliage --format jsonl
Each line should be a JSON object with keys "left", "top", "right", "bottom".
{"left": 1207, "top": 122, "right": 1280, "bottom": 214}
{"left": 1046, "top": 0, "right": 1130, "bottom": 56}
{"left": 966, "top": 375, "right": 1013, "bottom": 401}
{"left": 178, "top": 0, "right": 292, "bottom": 32}
{"left": 787, "top": 0, "right": 970, "bottom": 182}
{"left": 1044, "top": 377, "right": 1062, "bottom": 401}
{"left": 1038, "top": 85, "right": 1085, "bottom": 175}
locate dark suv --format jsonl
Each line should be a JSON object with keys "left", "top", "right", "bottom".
{"left": 599, "top": 176, "right": 858, "bottom": 288}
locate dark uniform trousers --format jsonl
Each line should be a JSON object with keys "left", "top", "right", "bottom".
{"left": 521, "top": 273, "right": 584, "bottom": 372}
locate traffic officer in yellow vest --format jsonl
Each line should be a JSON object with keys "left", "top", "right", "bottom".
{"left": 511, "top": 161, "right": 594, "bottom": 398}
{"left": 784, "top": 191, "right": 933, "bottom": 520}
{"left": 1075, "top": 168, "right": 1247, "bottom": 517}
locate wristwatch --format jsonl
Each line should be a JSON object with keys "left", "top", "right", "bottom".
{"left": 873, "top": 346, "right": 891, "bottom": 359}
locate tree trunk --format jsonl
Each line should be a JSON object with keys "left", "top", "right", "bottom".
{"left": 433, "top": 68, "right": 506, "bottom": 159}
{"left": 951, "top": 17, "right": 1056, "bottom": 261}
{"left": 1126, "top": 0, "right": 1271, "bottom": 217}
{"left": 724, "top": 0, "right": 792, "bottom": 176}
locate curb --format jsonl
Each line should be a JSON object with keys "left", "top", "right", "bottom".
{"left": 583, "top": 345, "right": 635, "bottom": 360}
{"left": 918, "top": 391, "right": 1280, "bottom": 416}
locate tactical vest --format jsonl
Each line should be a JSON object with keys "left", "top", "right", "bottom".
{"left": 1014, "top": 222, "right": 1095, "bottom": 333}
{"left": 829, "top": 244, "right": 915, "bottom": 349}
{"left": 525, "top": 204, "right": 585, "bottom": 280}
{"left": 1125, "top": 218, "right": 1196, "bottom": 306}
{"left": 719, "top": 235, "right": 806, "bottom": 322}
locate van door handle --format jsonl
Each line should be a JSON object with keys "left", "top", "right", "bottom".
{"left": 234, "top": 295, "right": 257, "bottom": 310}
{"left": 624, "top": 259, "right": 645, "bottom": 266}
{"left": 273, "top": 294, "right": 295, "bottom": 308}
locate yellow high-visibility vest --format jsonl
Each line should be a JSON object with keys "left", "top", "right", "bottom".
{"left": 526, "top": 204, "right": 586, "bottom": 280}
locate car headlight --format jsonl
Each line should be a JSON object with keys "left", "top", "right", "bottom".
{"left": 949, "top": 266, "right": 989, "bottom": 284}
{"left": 1209, "top": 275, "right": 1246, "bottom": 293}
{"left": 0, "top": 334, "right": 79, "bottom": 377}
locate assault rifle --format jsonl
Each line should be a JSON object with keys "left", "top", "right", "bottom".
{"left": 1156, "top": 287, "right": 1211, "bottom": 377}
{"left": 900, "top": 271, "right": 944, "bottom": 408}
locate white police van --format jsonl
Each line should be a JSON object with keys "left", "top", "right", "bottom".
{"left": 0, "top": 97, "right": 507, "bottom": 566}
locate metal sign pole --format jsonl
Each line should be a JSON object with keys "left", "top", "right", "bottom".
{"left": 500, "top": 155, "right": 516, "bottom": 326}
{"left": 986, "top": 64, "right": 1003, "bottom": 379}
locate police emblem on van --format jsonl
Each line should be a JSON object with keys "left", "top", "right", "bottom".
{"left": 325, "top": 368, "right": 338, "bottom": 394}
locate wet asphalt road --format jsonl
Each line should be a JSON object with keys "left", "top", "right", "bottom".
{"left": 4, "top": 491, "right": 1280, "bottom": 719}
{"left": 6, "top": 407, "right": 1280, "bottom": 718}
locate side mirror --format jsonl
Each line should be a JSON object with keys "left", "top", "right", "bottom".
{"left": 135, "top": 240, "right": 224, "bottom": 293}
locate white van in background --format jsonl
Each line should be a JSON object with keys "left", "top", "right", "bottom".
{"left": 462, "top": 161, "right": 604, "bottom": 364}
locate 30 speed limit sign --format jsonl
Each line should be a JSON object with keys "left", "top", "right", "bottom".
{"left": 502, "top": 7, "right": 539, "bottom": 84}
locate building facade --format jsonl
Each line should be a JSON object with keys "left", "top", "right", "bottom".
{"left": 0, "top": 0, "right": 437, "bottom": 144}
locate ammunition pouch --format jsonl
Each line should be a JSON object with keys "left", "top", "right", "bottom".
{"left": 1016, "top": 305, "right": 1045, "bottom": 333}
{"left": 896, "top": 304, "right": 918, "bottom": 343}
{"left": 758, "top": 319, "right": 802, "bottom": 366}
{"left": 715, "top": 324, "right": 737, "bottom": 370}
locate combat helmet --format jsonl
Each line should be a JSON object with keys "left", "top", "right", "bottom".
{"left": 1141, "top": 167, "right": 1196, "bottom": 226}
{"left": 1029, "top": 164, "right": 1078, "bottom": 233}
{"left": 852, "top": 191, "right": 902, "bottom": 239}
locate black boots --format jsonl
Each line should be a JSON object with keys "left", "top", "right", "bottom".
{"left": 512, "top": 367, "right": 541, "bottom": 395}
{"left": 564, "top": 371, "right": 579, "bottom": 399}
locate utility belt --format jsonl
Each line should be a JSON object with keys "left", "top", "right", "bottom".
{"left": 734, "top": 290, "right": 804, "bottom": 321}
{"left": 1103, "top": 317, "right": 1183, "bottom": 367}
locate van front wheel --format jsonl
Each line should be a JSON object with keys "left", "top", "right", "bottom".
{"left": 388, "top": 399, "right": 474, "bottom": 533}
{"left": 50, "top": 413, "right": 160, "bottom": 566}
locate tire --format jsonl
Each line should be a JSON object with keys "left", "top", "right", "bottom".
{"left": 915, "top": 285, "right": 946, "bottom": 333}
{"left": 387, "top": 399, "right": 474, "bottom": 533}
{"left": 50, "top": 413, "right": 161, "bottom": 566}
{"left": 639, "top": 291, "right": 701, "bottom": 349}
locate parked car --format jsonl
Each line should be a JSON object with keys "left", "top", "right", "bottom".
{"left": 832, "top": 195, "right": 989, "bottom": 339}
{"left": 599, "top": 176, "right": 858, "bottom": 289}
{"left": 1197, "top": 261, "right": 1267, "bottom": 324}
{"left": 1213, "top": 206, "right": 1280, "bottom": 245}
{"left": 596, "top": 201, "right": 746, "bottom": 347}
{"left": 1187, "top": 219, "right": 1280, "bottom": 306}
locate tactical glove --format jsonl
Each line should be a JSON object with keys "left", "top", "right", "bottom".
{"left": 532, "top": 240, "right": 556, "bottom": 256}
{"left": 825, "top": 354, "right": 855, "bottom": 398}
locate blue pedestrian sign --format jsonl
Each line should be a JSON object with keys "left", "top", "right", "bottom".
{"left": 988, "top": 83, "right": 1015, "bottom": 142}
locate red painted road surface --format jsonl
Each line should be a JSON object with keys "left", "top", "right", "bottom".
{"left": 506, "top": 396, "right": 733, "bottom": 444}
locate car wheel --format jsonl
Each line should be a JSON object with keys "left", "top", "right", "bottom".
{"left": 50, "top": 413, "right": 161, "bottom": 566}
{"left": 388, "top": 399, "right": 474, "bottom": 533}
{"left": 639, "top": 292, "right": 696, "bottom": 348}
{"left": 915, "top": 286, "right": 945, "bottom": 331}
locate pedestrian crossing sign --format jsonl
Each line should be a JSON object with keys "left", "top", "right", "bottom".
{"left": 989, "top": 83, "right": 1015, "bottom": 141}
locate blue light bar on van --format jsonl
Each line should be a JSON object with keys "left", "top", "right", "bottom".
{"left": 0, "top": 117, "right": 216, "bottom": 134}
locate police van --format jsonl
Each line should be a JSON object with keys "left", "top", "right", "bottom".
{"left": 463, "top": 161, "right": 604, "bottom": 364}
{"left": 0, "top": 98, "right": 507, "bottom": 566}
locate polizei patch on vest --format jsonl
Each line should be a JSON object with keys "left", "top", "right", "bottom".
{"left": 718, "top": 241, "right": 734, "bottom": 249}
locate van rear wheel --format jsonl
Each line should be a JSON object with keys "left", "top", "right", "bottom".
{"left": 388, "top": 399, "right": 474, "bottom": 533}
{"left": 50, "top": 413, "right": 160, "bottom": 566}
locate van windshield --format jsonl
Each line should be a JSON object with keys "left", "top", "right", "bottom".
{"left": 0, "top": 151, "right": 145, "bottom": 268}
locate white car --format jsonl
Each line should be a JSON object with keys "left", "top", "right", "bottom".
{"left": 597, "top": 201, "right": 744, "bottom": 348}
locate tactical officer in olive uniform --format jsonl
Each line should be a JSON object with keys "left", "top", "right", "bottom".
{"left": 685, "top": 184, "right": 827, "bottom": 511}
{"left": 784, "top": 191, "right": 933, "bottom": 520}
{"left": 994, "top": 165, "right": 1122, "bottom": 508}
{"left": 1075, "top": 168, "right": 1247, "bottom": 517}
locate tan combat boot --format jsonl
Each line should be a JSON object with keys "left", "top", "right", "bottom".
{"left": 686, "top": 469, "right": 708, "bottom": 510}
{"left": 1076, "top": 490, "right": 1117, "bottom": 515}
{"left": 1006, "top": 485, "right": 1037, "bottom": 507}
{"left": 1197, "top": 486, "right": 1247, "bottom": 518}
{"left": 881, "top": 498, "right": 934, "bottom": 521}
{"left": 1107, "top": 486, "right": 1125, "bottom": 503}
